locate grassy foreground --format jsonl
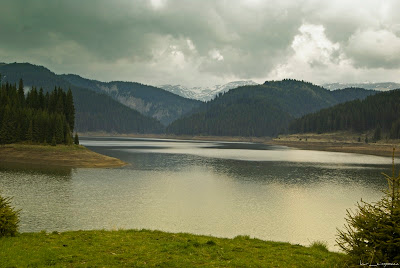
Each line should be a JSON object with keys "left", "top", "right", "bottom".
{"left": 0, "top": 230, "right": 346, "bottom": 267}
{"left": 0, "top": 143, "right": 126, "bottom": 168}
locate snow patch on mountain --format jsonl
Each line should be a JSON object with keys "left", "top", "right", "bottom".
{"left": 323, "top": 82, "right": 400, "bottom": 91}
{"left": 159, "top": 80, "right": 259, "bottom": 101}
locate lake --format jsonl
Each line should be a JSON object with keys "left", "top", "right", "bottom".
{"left": 0, "top": 137, "right": 393, "bottom": 251}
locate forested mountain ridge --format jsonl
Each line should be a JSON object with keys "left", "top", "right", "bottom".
{"left": 61, "top": 74, "right": 201, "bottom": 125}
{"left": 167, "top": 79, "right": 378, "bottom": 137}
{"left": 0, "top": 63, "right": 164, "bottom": 133}
{"left": 289, "top": 89, "right": 400, "bottom": 139}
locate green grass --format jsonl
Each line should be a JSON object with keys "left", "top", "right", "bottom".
{"left": 0, "top": 230, "right": 346, "bottom": 267}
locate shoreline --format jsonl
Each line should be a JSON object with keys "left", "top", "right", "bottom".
{"left": 269, "top": 139, "right": 399, "bottom": 158}
{"left": 79, "top": 132, "right": 272, "bottom": 143}
{"left": 80, "top": 132, "right": 400, "bottom": 158}
{"left": 0, "top": 144, "right": 127, "bottom": 168}
{"left": 270, "top": 132, "right": 400, "bottom": 158}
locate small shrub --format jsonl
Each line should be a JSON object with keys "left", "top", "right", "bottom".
{"left": 206, "top": 240, "right": 216, "bottom": 246}
{"left": 234, "top": 235, "right": 250, "bottom": 240}
{"left": 0, "top": 194, "right": 20, "bottom": 237}
{"left": 336, "top": 148, "right": 400, "bottom": 264}
{"left": 74, "top": 133, "right": 79, "bottom": 145}
{"left": 309, "top": 241, "right": 329, "bottom": 252}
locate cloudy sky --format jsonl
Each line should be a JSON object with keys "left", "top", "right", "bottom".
{"left": 1, "top": 0, "right": 400, "bottom": 87}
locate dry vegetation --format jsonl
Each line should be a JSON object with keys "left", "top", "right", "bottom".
{"left": 0, "top": 144, "right": 126, "bottom": 168}
{"left": 271, "top": 131, "right": 400, "bottom": 158}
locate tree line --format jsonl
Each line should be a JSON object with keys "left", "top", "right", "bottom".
{"left": 0, "top": 76, "right": 76, "bottom": 145}
{"left": 289, "top": 89, "right": 400, "bottom": 139}
{"left": 166, "top": 80, "right": 376, "bottom": 137}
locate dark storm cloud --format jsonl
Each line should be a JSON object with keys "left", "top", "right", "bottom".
{"left": 1, "top": 0, "right": 399, "bottom": 86}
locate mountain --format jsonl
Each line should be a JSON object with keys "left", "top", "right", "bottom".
{"left": 159, "top": 80, "right": 259, "bottom": 101}
{"left": 289, "top": 89, "right": 400, "bottom": 139}
{"left": 61, "top": 74, "right": 201, "bottom": 125}
{"left": 0, "top": 63, "right": 164, "bottom": 133}
{"left": 323, "top": 82, "right": 400, "bottom": 91}
{"left": 167, "top": 79, "right": 378, "bottom": 137}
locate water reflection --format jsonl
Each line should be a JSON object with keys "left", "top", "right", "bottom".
{"left": 0, "top": 163, "right": 74, "bottom": 232}
{"left": 0, "top": 162, "right": 73, "bottom": 177}
{"left": 0, "top": 137, "right": 393, "bottom": 251}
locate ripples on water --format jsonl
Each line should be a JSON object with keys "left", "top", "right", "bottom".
{"left": 0, "top": 137, "right": 393, "bottom": 251}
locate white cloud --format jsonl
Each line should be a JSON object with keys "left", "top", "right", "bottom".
{"left": 267, "top": 23, "right": 350, "bottom": 83}
{"left": 209, "top": 49, "right": 224, "bottom": 61}
{"left": 291, "top": 24, "right": 340, "bottom": 65}
{"left": 150, "top": 0, "right": 167, "bottom": 9}
{"left": 186, "top": 39, "right": 195, "bottom": 51}
{"left": 346, "top": 29, "right": 400, "bottom": 68}
{"left": 267, "top": 23, "right": 400, "bottom": 84}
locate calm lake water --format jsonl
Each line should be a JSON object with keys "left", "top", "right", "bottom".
{"left": 0, "top": 137, "right": 394, "bottom": 251}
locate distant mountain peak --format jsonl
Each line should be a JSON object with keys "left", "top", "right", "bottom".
{"left": 159, "top": 80, "right": 259, "bottom": 101}
{"left": 323, "top": 82, "right": 400, "bottom": 91}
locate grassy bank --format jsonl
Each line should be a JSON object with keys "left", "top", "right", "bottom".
{"left": 0, "top": 229, "right": 345, "bottom": 267}
{"left": 0, "top": 143, "right": 126, "bottom": 168}
{"left": 271, "top": 132, "right": 400, "bottom": 158}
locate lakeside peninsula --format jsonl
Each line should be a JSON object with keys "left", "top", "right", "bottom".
{"left": 0, "top": 144, "right": 126, "bottom": 168}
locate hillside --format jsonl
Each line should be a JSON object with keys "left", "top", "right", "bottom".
{"left": 61, "top": 74, "right": 201, "bottom": 125}
{"left": 0, "top": 63, "right": 164, "bottom": 134}
{"left": 167, "top": 79, "right": 377, "bottom": 137}
{"left": 289, "top": 89, "right": 400, "bottom": 139}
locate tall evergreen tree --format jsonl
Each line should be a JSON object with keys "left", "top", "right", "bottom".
{"left": 0, "top": 106, "right": 16, "bottom": 144}
{"left": 26, "top": 120, "right": 33, "bottom": 142}
{"left": 337, "top": 149, "right": 400, "bottom": 263}
{"left": 74, "top": 133, "right": 79, "bottom": 145}
{"left": 54, "top": 114, "right": 64, "bottom": 144}
{"left": 65, "top": 88, "right": 75, "bottom": 132}
{"left": 17, "top": 78, "right": 24, "bottom": 107}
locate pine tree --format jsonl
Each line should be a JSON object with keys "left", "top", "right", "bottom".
{"left": 38, "top": 88, "right": 44, "bottom": 110}
{"left": 0, "top": 106, "right": 17, "bottom": 144}
{"left": 17, "top": 79, "right": 24, "bottom": 107}
{"left": 0, "top": 194, "right": 20, "bottom": 237}
{"left": 54, "top": 114, "right": 64, "bottom": 144}
{"left": 65, "top": 88, "right": 75, "bottom": 132}
{"left": 51, "top": 135, "right": 56, "bottom": 146}
{"left": 74, "top": 133, "right": 79, "bottom": 145}
{"left": 26, "top": 120, "right": 33, "bottom": 142}
{"left": 64, "top": 124, "right": 73, "bottom": 145}
{"left": 336, "top": 148, "right": 400, "bottom": 264}
{"left": 0, "top": 80, "right": 76, "bottom": 146}
{"left": 373, "top": 125, "right": 382, "bottom": 142}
